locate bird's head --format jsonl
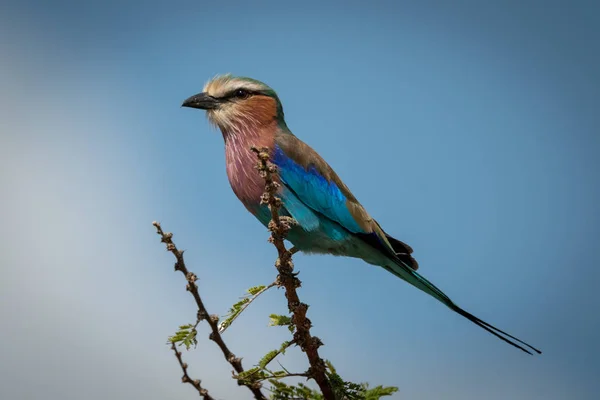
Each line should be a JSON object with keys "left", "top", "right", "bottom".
{"left": 182, "top": 74, "right": 285, "bottom": 133}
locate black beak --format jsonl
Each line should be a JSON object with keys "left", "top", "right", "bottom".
{"left": 182, "top": 92, "right": 219, "bottom": 110}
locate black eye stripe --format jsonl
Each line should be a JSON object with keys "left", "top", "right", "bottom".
{"left": 221, "top": 88, "right": 267, "bottom": 101}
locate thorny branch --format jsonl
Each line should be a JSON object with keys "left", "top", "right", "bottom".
{"left": 153, "top": 221, "right": 268, "bottom": 400}
{"left": 171, "top": 342, "right": 215, "bottom": 400}
{"left": 251, "top": 146, "right": 336, "bottom": 400}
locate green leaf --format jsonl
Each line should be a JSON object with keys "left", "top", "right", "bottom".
{"left": 268, "top": 314, "right": 292, "bottom": 327}
{"left": 258, "top": 349, "right": 279, "bottom": 369}
{"left": 325, "top": 360, "right": 337, "bottom": 375}
{"left": 299, "top": 360, "right": 399, "bottom": 400}
{"left": 267, "top": 379, "right": 323, "bottom": 400}
{"left": 247, "top": 285, "right": 266, "bottom": 295}
{"left": 237, "top": 367, "right": 270, "bottom": 385}
{"left": 220, "top": 285, "right": 270, "bottom": 332}
{"left": 168, "top": 323, "right": 198, "bottom": 350}
{"left": 258, "top": 341, "right": 292, "bottom": 370}
{"left": 237, "top": 367, "right": 261, "bottom": 381}
{"left": 362, "top": 384, "right": 399, "bottom": 399}
{"left": 278, "top": 340, "right": 292, "bottom": 355}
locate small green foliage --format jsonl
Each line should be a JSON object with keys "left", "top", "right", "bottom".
{"left": 271, "top": 370, "right": 288, "bottom": 378}
{"left": 236, "top": 367, "right": 273, "bottom": 385}
{"left": 220, "top": 298, "right": 249, "bottom": 331}
{"left": 268, "top": 380, "right": 398, "bottom": 400}
{"left": 324, "top": 361, "right": 398, "bottom": 400}
{"left": 168, "top": 324, "right": 198, "bottom": 350}
{"left": 360, "top": 384, "right": 399, "bottom": 399}
{"left": 236, "top": 341, "right": 297, "bottom": 386}
{"left": 268, "top": 379, "right": 323, "bottom": 400}
{"left": 248, "top": 285, "right": 267, "bottom": 295}
{"left": 237, "top": 367, "right": 263, "bottom": 382}
{"left": 220, "top": 285, "right": 268, "bottom": 332}
{"left": 259, "top": 349, "right": 280, "bottom": 369}
{"left": 278, "top": 340, "right": 292, "bottom": 355}
{"left": 266, "top": 361, "right": 397, "bottom": 399}
{"left": 258, "top": 341, "right": 292, "bottom": 369}
{"left": 326, "top": 360, "right": 362, "bottom": 400}
{"left": 269, "top": 314, "right": 294, "bottom": 333}
{"left": 268, "top": 314, "right": 292, "bottom": 326}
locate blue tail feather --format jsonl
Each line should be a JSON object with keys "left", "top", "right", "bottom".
{"left": 383, "top": 259, "right": 542, "bottom": 355}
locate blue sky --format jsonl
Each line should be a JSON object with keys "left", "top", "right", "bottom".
{"left": 1, "top": 1, "right": 599, "bottom": 399}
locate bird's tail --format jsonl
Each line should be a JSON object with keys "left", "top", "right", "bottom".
{"left": 382, "top": 259, "right": 542, "bottom": 355}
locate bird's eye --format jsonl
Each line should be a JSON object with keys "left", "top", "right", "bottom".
{"left": 234, "top": 89, "right": 250, "bottom": 99}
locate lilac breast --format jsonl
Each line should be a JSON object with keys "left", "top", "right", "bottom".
{"left": 224, "top": 130, "right": 273, "bottom": 207}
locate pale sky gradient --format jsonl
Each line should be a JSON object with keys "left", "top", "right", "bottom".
{"left": 1, "top": 1, "right": 599, "bottom": 399}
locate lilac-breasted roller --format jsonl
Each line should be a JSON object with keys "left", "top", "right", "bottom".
{"left": 182, "top": 74, "right": 541, "bottom": 355}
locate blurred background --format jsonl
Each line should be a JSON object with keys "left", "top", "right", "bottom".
{"left": 1, "top": 1, "right": 599, "bottom": 399}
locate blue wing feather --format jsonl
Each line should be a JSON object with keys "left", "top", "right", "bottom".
{"left": 273, "top": 145, "right": 366, "bottom": 234}
{"left": 278, "top": 185, "right": 320, "bottom": 231}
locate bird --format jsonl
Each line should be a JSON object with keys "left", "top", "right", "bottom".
{"left": 182, "top": 74, "right": 541, "bottom": 355}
